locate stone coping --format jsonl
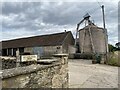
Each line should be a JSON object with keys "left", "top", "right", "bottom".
{"left": 1, "top": 56, "right": 16, "bottom": 60}
{"left": 1, "top": 62, "right": 61, "bottom": 79}
{"left": 53, "top": 54, "right": 69, "bottom": 57}
{"left": 37, "top": 59, "right": 59, "bottom": 63}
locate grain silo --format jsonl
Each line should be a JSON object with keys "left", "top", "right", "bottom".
{"left": 79, "top": 23, "right": 107, "bottom": 54}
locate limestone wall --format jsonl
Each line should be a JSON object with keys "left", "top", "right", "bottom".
{"left": 2, "top": 58, "right": 16, "bottom": 69}
{"left": 2, "top": 55, "right": 68, "bottom": 88}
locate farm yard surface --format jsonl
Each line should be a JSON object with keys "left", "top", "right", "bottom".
{"left": 69, "top": 59, "right": 118, "bottom": 88}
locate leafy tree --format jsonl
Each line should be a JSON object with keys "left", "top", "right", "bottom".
{"left": 108, "top": 44, "right": 117, "bottom": 52}
{"left": 115, "top": 42, "right": 120, "bottom": 50}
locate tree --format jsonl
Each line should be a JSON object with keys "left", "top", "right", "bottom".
{"left": 115, "top": 42, "right": 120, "bottom": 50}
{"left": 108, "top": 44, "right": 117, "bottom": 52}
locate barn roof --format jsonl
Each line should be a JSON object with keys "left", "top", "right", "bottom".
{"left": 1, "top": 31, "right": 73, "bottom": 49}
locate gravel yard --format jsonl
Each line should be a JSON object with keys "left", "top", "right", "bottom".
{"left": 69, "top": 59, "right": 118, "bottom": 88}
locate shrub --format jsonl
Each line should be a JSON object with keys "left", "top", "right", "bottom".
{"left": 107, "top": 51, "right": 119, "bottom": 67}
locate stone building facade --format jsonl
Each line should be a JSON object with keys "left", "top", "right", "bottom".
{"left": 1, "top": 31, "right": 75, "bottom": 58}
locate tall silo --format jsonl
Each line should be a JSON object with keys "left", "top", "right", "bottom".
{"left": 79, "top": 23, "right": 107, "bottom": 54}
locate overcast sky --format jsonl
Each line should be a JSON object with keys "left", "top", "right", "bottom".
{"left": 1, "top": 0, "right": 119, "bottom": 45}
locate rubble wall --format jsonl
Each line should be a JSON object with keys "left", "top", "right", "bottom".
{"left": 2, "top": 55, "right": 68, "bottom": 88}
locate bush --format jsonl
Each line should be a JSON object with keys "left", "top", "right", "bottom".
{"left": 108, "top": 58, "right": 119, "bottom": 66}
{"left": 108, "top": 44, "right": 117, "bottom": 52}
{"left": 108, "top": 51, "right": 119, "bottom": 67}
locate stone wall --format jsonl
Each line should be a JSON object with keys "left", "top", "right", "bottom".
{"left": 2, "top": 54, "right": 69, "bottom": 88}
{"left": 2, "top": 58, "right": 40, "bottom": 70}
{"left": 2, "top": 58, "right": 16, "bottom": 69}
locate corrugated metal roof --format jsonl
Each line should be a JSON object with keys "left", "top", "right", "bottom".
{"left": 1, "top": 31, "right": 72, "bottom": 49}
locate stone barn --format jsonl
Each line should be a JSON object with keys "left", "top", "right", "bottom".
{"left": 1, "top": 31, "right": 75, "bottom": 58}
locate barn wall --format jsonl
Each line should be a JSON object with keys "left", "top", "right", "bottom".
{"left": 44, "top": 46, "right": 62, "bottom": 56}
{"left": 68, "top": 45, "right": 76, "bottom": 54}
{"left": 24, "top": 47, "right": 33, "bottom": 54}
{"left": 62, "top": 32, "right": 75, "bottom": 53}
{"left": 24, "top": 46, "right": 63, "bottom": 58}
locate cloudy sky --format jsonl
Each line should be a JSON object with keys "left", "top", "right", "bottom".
{"left": 1, "top": 0, "right": 119, "bottom": 45}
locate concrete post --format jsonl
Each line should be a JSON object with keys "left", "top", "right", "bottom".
{"left": 11, "top": 48, "right": 13, "bottom": 56}
{"left": 16, "top": 49, "right": 20, "bottom": 67}
{"left": 6, "top": 49, "right": 8, "bottom": 56}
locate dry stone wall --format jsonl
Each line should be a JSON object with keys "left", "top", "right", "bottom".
{"left": 2, "top": 55, "right": 68, "bottom": 88}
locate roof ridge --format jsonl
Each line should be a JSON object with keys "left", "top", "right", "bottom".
{"left": 2, "top": 31, "right": 71, "bottom": 42}
{"left": 2, "top": 31, "right": 72, "bottom": 49}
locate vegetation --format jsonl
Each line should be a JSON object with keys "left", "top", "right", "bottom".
{"left": 107, "top": 51, "right": 119, "bottom": 67}
{"left": 115, "top": 42, "right": 120, "bottom": 50}
{"left": 108, "top": 44, "right": 117, "bottom": 52}
{"left": 107, "top": 43, "right": 119, "bottom": 67}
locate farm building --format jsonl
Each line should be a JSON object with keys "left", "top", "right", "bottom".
{"left": 1, "top": 31, "right": 75, "bottom": 58}
{"left": 79, "top": 23, "right": 108, "bottom": 54}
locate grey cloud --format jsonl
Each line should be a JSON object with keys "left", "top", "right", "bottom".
{"left": 2, "top": 2, "right": 25, "bottom": 15}
{"left": 41, "top": 2, "right": 100, "bottom": 25}
{"left": 2, "top": 2, "right": 41, "bottom": 15}
{"left": 2, "top": 2, "right": 117, "bottom": 28}
{"left": 1, "top": 2, "right": 118, "bottom": 45}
